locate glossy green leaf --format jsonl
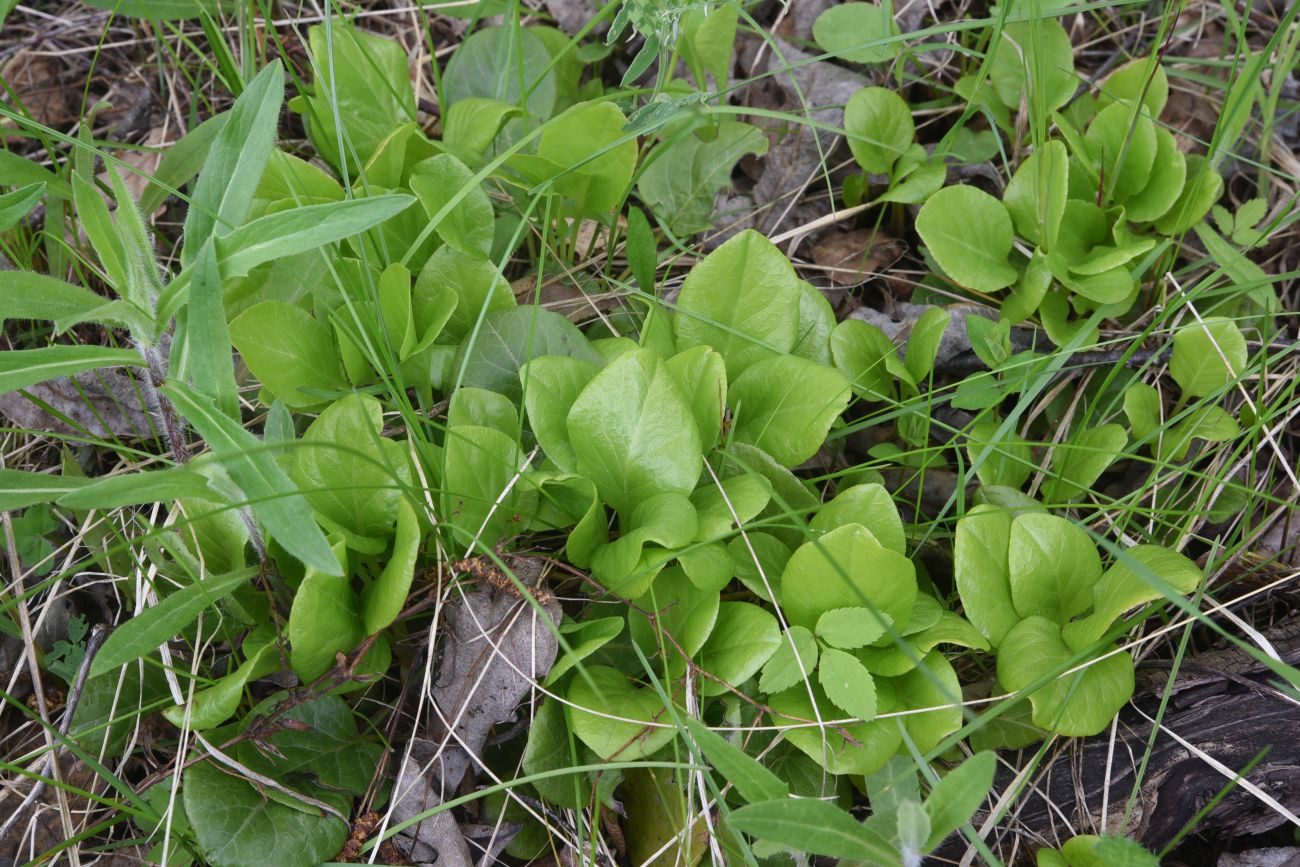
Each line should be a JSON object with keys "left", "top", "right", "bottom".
{"left": 638, "top": 120, "right": 768, "bottom": 236}
{"left": 1003, "top": 140, "right": 1069, "bottom": 248}
{"left": 1124, "top": 129, "right": 1185, "bottom": 222}
{"left": 966, "top": 420, "right": 1033, "bottom": 490}
{"left": 631, "top": 567, "right": 719, "bottom": 673}
{"left": 953, "top": 505, "right": 1017, "bottom": 647}
{"left": 728, "top": 354, "right": 850, "bottom": 467}
{"left": 1152, "top": 155, "right": 1222, "bottom": 235}
{"left": 228, "top": 301, "right": 343, "bottom": 408}
{"left": 567, "top": 666, "right": 677, "bottom": 760}
{"left": 759, "top": 625, "right": 819, "bottom": 694}
{"left": 409, "top": 153, "right": 495, "bottom": 256}
{"left": 539, "top": 101, "right": 637, "bottom": 214}
{"left": 236, "top": 693, "right": 382, "bottom": 795}
{"left": 843, "top": 86, "right": 913, "bottom": 174}
{"left": 675, "top": 229, "right": 801, "bottom": 377}
{"left": 781, "top": 523, "right": 917, "bottom": 632}
{"left": 1170, "top": 316, "right": 1247, "bottom": 397}
{"left": 183, "top": 759, "right": 348, "bottom": 867}
{"left": 444, "top": 423, "right": 529, "bottom": 552}
{"left": 1097, "top": 57, "right": 1168, "bottom": 117}
{"left": 1086, "top": 103, "right": 1157, "bottom": 199}
{"left": 810, "top": 483, "right": 904, "bottom": 554}
{"left": 292, "top": 394, "right": 403, "bottom": 550}
{"left": 1008, "top": 513, "right": 1102, "bottom": 623}
{"left": 697, "top": 602, "right": 780, "bottom": 696}
{"left": 663, "top": 345, "right": 727, "bottom": 452}
{"left": 1062, "top": 545, "right": 1200, "bottom": 649}
{"left": 989, "top": 19, "right": 1075, "bottom": 112}
{"left": 361, "top": 497, "right": 421, "bottom": 634}
{"left": 521, "top": 355, "right": 600, "bottom": 472}
{"left": 1041, "top": 423, "right": 1127, "bottom": 503}
{"left": 998, "top": 615, "right": 1134, "bottom": 735}
{"left": 814, "top": 2, "right": 900, "bottom": 65}
{"left": 448, "top": 386, "right": 519, "bottom": 438}
{"left": 916, "top": 186, "right": 1019, "bottom": 292}
{"left": 289, "top": 540, "right": 363, "bottom": 681}
{"left": 590, "top": 495, "right": 697, "bottom": 595}
{"left": 831, "top": 318, "right": 901, "bottom": 400}
{"left": 163, "top": 626, "right": 278, "bottom": 730}
{"left": 442, "top": 25, "right": 556, "bottom": 119}
{"left": 442, "top": 97, "right": 520, "bottom": 159}
{"left": 903, "top": 306, "right": 951, "bottom": 383}
{"left": 297, "top": 23, "right": 415, "bottom": 173}
{"left": 547, "top": 615, "right": 625, "bottom": 684}
{"left": 456, "top": 306, "right": 600, "bottom": 402}
{"left": 568, "top": 348, "right": 703, "bottom": 516}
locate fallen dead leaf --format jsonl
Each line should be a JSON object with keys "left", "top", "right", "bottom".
{"left": 809, "top": 228, "right": 906, "bottom": 287}
{"left": 390, "top": 576, "right": 561, "bottom": 867}
{"left": 0, "top": 368, "right": 154, "bottom": 440}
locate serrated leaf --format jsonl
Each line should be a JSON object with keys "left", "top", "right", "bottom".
{"left": 816, "top": 607, "right": 890, "bottom": 649}
{"left": 759, "top": 625, "right": 819, "bottom": 694}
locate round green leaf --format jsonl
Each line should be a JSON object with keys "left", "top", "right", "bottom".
{"left": 916, "top": 186, "right": 1019, "bottom": 292}
{"left": 183, "top": 760, "right": 348, "bottom": 867}
{"left": 1008, "top": 513, "right": 1102, "bottom": 623}
{"left": 813, "top": 4, "right": 900, "bottom": 65}
{"left": 728, "top": 354, "right": 851, "bottom": 467}
{"left": 781, "top": 523, "right": 917, "bottom": 632}
{"left": 698, "top": 602, "right": 781, "bottom": 696}
{"left": 811, "top": 483, "right": 905, "bottom": 554}
{"left": 567, "top": 348, "right": 703, "bottom": 516}
{"left": 997, "top": 616, "right": 1134, "bottom": 736}
{"left": 843, "top": 86, "right": 913, "bottom": 174}
{"left": 675, "top": 229, "right": 801, "bottom": 377}
{"left": 567, "top": 666, "right": 678, "bottom": 760}
{"left": 1170, "top": 316, "right": 1247, "bottom": 397}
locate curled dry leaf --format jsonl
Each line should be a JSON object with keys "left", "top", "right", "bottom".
{"left": 390, "top": 577, "right": 561, "bottom": 866}
{"left": 810, "top": 228, "right": 906, "bottom": 287}
{"left": 0, "top": 368, "right": 154, "bottom": 439}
